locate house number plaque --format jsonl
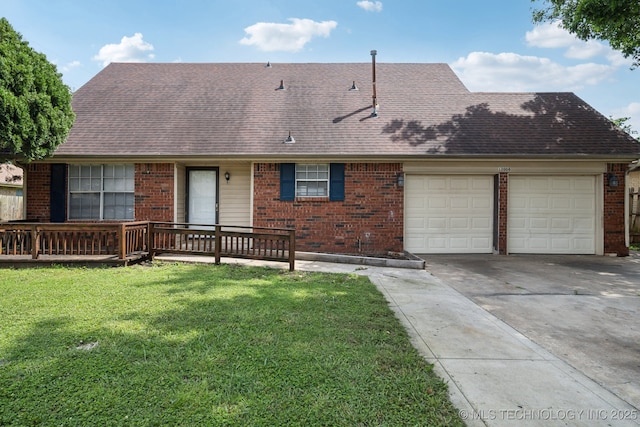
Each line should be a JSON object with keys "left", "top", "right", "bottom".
{"left": 498, "top": 167, "right": 511, "bottom": 173}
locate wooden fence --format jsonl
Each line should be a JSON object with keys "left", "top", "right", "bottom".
{"left": 631, "top": 188, "right": 640, "bottom": 244}
{"left": 0, "top": 221, "right": 295, "bottom": 270}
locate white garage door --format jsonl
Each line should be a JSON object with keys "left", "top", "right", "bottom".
{"left": 405, "top": 175, "right": 494, "bottom": 254}
{"left": 508, "top": 176, "right": 596, "bottom": 254}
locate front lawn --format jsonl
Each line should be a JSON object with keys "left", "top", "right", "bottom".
{"left": 0, "top": 263, "right": 463, "bottom": 426}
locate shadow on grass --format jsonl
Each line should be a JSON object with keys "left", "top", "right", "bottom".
{"left": 0, "top": 263, "right": 464, "bottom": 426}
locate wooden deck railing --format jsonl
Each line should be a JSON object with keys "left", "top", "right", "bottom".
{"left": 0, "top": 221, "right": 295, "bottom": 270}
{"left": 0, "top": 222, "right": 149, "bottom": 260}
{"left": 150, "top": 223, "right": 295, "bottom": 270}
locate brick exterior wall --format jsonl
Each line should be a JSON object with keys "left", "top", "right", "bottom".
{"left": 25, "top": 163, "right": 175, "bottom": 223}
{"left": 253, "top": 163, "right": 404, "bottom": 256}
{"left": 497, "top": 172, "right": 509, "bottom": 255}
{"left": 24, "top": 161, "right": 631, "bottom": 256}
{"left": 25, "top": 163, "right": 52, "bottom": 221}
{"left": 134, "top": 163, "right": 174, "bottom": 221}
{"left": 604, "top": 163, "right": 629, "bottom": 256}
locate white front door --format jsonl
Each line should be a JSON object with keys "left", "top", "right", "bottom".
{"left": 188, "top": 169, "right": 217, "bottom": 226}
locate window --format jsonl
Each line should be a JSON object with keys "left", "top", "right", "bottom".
{"left": 280, "top": 163, "right": 344, "bottom": 201}
{"left": 296, "top": 164, "right": 329, "bottom": 197}
{"left": 68, "top": 164, "right": 134, "bottom": 220}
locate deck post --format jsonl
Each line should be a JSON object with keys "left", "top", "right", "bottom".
{"left": 147, "top": 222, "right": 154, "bottom": 260}
{"left": 31, "top": 224, "right": 40, "bottom": 259}
{"left": 288, "top": 229, "right": 295, "bottom": 271}
{"left": 118, "top": 223, "right": 127, "bottom": 260}
{"left": 214, "top": 224, "right": 221, "bottom": 265}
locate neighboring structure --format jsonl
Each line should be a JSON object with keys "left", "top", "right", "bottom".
{"left": 23, "top": 60, "right": 640, "bottom": 256}
{"left": 0, "top": 163, "right": 23, "bottom": 221}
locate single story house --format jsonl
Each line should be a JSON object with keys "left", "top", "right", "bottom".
{"left": 23, "top": 60, "right": 640, "bottom": 256}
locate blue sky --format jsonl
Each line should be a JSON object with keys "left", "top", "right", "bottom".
{"left": 3, "top": 0, "right": 639, "bottom": 135}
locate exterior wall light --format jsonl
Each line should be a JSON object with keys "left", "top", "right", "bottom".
{"left": 224, "top": 171, "right": 230, "bottom": 182}
{"left": 608, "top": 173, "right": 619, "bottom": 187}
{"left": 397, "top": 173, "right": 405, "bottom": 187}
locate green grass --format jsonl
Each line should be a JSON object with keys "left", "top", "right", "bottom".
{"left": 0, "top": 263, "right": 463, "bottom": 426}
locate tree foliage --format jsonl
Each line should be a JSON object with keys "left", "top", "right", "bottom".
{"left": 532, "top": 0, "right": 640, "bottom": 67}
{"left": 0, "top": 17, "right": 75, "bottom": 161}
{"left": 610, "top": 116, "right": 639, "bottom": 140}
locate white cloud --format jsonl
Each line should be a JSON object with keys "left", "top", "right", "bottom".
{"left": 525, "top": 22, "right": 577, "bottom": 50}
{"left": 357, "top": 1, "right": 383, "bottom": 12}
{"left": 526, "top": 21, "right": 632, "bottom": 66}
{"left": 451, "top": 51, "right": 615, "bottom": 92}
{"left": 93, "top": 33, "right": 155, "bottom": 67}
{"left": 61, "top": 60, "right": 81, "bottom": 72}
{"left": 239, "top": 18, "right": 337, "bottom": 52}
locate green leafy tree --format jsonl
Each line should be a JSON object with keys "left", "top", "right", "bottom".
{"left": 532, "top": 0, "right": 640, "bottom": 68}
{"left": 0, "top": 17, "right": 75, "bottom": 161}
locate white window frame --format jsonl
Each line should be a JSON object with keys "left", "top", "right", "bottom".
{"left": 295, "top": 164, "right": 329, "bottom": 197}
{"left": 68, "top": 164, "right": 135, "bottom": 220}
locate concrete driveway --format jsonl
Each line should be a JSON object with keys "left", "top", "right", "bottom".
{"left": 422, "top": 253, "right": 640, "bottom": 410}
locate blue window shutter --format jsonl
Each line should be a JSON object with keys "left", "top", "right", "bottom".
{"left": 329, "top": 163, "right": 345, "bottom": 201}
{"left": 280, "top": 163, "right": 295, "bottom": 201}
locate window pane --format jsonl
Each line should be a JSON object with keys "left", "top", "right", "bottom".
{"left": 69, "top": 177, "right": 79, "bottom": 191}
{"left": 69, "top": 193, "right": 100, "bottom": 220}
{"left": 104, "top": 192, "right": 134, "bottom": 220}
{"left": 295, "top": 164, "right": 329, "bottom": 197}
{"left": 91, "top": 177, "right": 101, "bottom": 191}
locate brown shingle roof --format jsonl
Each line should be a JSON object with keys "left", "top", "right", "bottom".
{"left": 55, "top": 62, "right": 640, "bottom": 159}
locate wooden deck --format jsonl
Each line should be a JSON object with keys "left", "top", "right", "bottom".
{"left": 0, "top": 222, "right": 295, "bottom": 270}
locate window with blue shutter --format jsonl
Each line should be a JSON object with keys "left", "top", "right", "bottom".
{"left": 280, "top": 163, "right": 345, "bottom": 201}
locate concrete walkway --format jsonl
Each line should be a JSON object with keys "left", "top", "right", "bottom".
{"left": 158, "top": 255, "right": 640, "bottom": 426}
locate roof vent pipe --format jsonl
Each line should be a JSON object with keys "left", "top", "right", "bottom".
{"left": 277, "top": 79, "right": 285, "bottom": 90}
{"left": 370, "top": 50, "right": 379, "bottom": 117}
{"left": 284, "top": 131, "right": 295, "bottom": 143}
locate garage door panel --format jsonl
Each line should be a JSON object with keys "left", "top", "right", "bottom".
{"left": 427, "top": 178, "right": 447, "bottom": 190}
{"left": 406, "top": 175, "right": 493, "bottom": 253}
{"left": 530, "top": 197, "right": 550, "bottom": 209}
{"left": 551, "top": 179, "right": 572, "bottom": 190}
{"left": 427, "top": 217, "right": 446, "bottom": 230}
{"left": 450, "top": 178, "right": 471, "bottom": 190}
{"left": 450, "top": 218, "right": 470, "bottom": 229}
{"left": 551, "top": 198, "right": 571, "bottom": 209}
{"left": 508, "top": 176, "right": 596, "bottom": 254}
{"left": 473, "top": 198, "right": 491, "bottom": 209}
{"left": 450, "top": 198, "right": 469, "bottom": 209}
{"left": 551, "top": 238, "right": 571, "bottom": 251}
{"left": 574, "top": 198, "right": 595, "bottom": 210}
{"left": 472, "top": 217, "right": 491, "bottom": 229}
{"left": 551, "top": 218, "right": 571, "bottom": 230}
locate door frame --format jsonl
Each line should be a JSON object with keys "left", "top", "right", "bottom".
{"left": 185, "top": 167, "right": 219, "bottom": 225}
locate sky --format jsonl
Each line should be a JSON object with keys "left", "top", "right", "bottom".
{"left": 3, "top": 0, "right": 639, "bottom": 135}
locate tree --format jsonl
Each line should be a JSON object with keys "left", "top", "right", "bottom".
{"left": 610, "top": 116, "right": 639, "bottom": 140}
{"left": 0, "top": 18, "right": 74, "bottom": 161}
{"left": 532, "top": 0, "right": 640, "bottom": 68}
